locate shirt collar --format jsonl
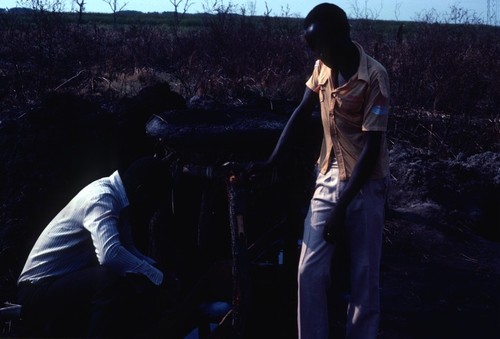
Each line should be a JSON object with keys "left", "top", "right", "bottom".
{"left": 353, "top": 41, "right": 370, "bottom": 83}
{"left": 109, "top": 170, "right": 129, "bottom": 209}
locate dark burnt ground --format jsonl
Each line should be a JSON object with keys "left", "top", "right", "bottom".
{"left": 1, "top": 90, "right": 499, "bottom": 338}
{"left": 380, "top": 142, "right": 500, "bottom": 339}
{"left": 380, "top": 209, "right": 500, "bottom": 339}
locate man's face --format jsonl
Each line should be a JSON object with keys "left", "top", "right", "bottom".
{"left": 130, "top": 184, "right": 167, "bottom": 216}
{"left": 304, "top": 23, "right": 350, "bottom": 69}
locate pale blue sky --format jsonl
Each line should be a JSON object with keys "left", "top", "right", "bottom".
{"left": 0, "top": 0, "right": 495, "bottom": 22}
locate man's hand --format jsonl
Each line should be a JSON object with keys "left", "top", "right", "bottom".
{"left": 322, "top": 132, "right": 383, "bottom": 244}
{"left": 323, "top": 204, "right": 347, "bottom": 243}
{"left": 246, "top": 160, "right": 270, "bottom": 175}
{"left": 125, "top": 272, "right": 155, "bottom": 294}
{"left": 246, "top": 160, "right": 277, "bottom": 184}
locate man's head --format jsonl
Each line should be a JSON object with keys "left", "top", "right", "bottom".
{"left": 120, "top": 156, "right": 171, "bottom": 211}
{"left": 304, "top": 3, "right": 352, "bottom": 67}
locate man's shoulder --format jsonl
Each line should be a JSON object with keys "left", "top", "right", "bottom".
{"left": 366, "top": 55, "right": 387, "bottom": 75}
{"left": 78, "top": 177, "right": 117, "bottom": 203}
{"left": 361, "top": 54, "right": 390, "bottom": 98}
{"left": 313, "top": 59, "right": 332, "bottom": 80}
{"left": 366, "top": 55, "right": 388, "bottom": 78}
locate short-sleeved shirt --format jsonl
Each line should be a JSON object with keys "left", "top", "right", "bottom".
{"left": 306, "top": 42, "right": 390, "bottom": 180}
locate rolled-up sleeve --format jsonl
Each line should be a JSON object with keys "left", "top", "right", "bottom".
{"left": 362, "top": 67, "right": 390, "bottom": 132}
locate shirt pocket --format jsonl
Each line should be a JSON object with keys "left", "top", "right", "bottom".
{"left": 337, "top": 95, "right": 364, "bottom": 113}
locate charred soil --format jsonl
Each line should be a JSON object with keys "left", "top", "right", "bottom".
{"left": 0, "top": 89, "right": 499, "bottom": 338}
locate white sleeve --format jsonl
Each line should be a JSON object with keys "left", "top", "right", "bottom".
{"left": 83, "top": 195, "right": 163, "bottom": 285}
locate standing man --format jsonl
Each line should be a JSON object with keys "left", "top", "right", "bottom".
{"left": 257, "top": 3, "right": 390, "bottom": 338}
{"left": 17, "top": 156, "right": 172, "bottom": 338}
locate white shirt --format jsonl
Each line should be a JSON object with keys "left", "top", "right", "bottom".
{"left": 18, "top": 171, "right": 163, "bottom": 285}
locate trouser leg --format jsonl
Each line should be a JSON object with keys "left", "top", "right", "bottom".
{"left": 17, "top": 267, "right": 113, "bottom": 338}
{"left": 297, "top": 166, "right": 338, "bottom": 339}
{"left": 17, "top": 266, "right": 161, "bottom": 338}
{"left": 84, "top": 269, "right": 162, "bottom": 338}
{"left": 297, "top": 164, "right": 388, "bottom": 339}
{"left": 344, "top": 177, "right": 388, "bottom": 339}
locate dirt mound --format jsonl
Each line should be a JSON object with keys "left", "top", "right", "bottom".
{"left": 382, "top": 144, "right": 500, "bottom": 339}
{"left": 389, "top": 144, "right": 499, "bottom": 241}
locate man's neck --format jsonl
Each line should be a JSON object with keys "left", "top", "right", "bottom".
{"left": 338, "top": 42, "right": 359, "bottom": 81}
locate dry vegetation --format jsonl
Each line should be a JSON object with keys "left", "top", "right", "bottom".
{"left": 0, "top": 4, "right": 499, "bottom": 338}
{"left": 1, "top": 6, "right": 498, "bottom": 157}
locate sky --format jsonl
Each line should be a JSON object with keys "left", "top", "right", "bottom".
{"left": 0, "top": 0, "right": 496, "bottom": 22}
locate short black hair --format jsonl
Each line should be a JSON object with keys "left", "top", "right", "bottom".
{"left": 304, "top": 3, "right": 350, "bottom": 38}
{"left": 120, "top": 156, "right": 171, "bottom": 204}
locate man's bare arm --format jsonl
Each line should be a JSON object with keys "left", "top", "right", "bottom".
{"left": 266, "top": 87, "right": 318, "bottom": 166}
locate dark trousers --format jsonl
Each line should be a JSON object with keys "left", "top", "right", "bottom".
{"left": 17, "top": 266, "right": 162, "bottom": 338}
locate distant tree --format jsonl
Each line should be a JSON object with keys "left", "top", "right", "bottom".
{"left": 349, "top": 0, "right": 382, "bottom": 20}
{"left": 73, "top": 0, "right": 85, "bottom": 24}
{"left": 170, "top": 0, "right": 192, "bottom": 18}
{"left": 19, "top": 0, "right": 64, "bottom": 13}
{"left": 486, "top": 0, "right": 498, "bottom": 25}
{"left": 17, "top": 0, "right": 64, "bottom": 31}
{"left": 263, "top": 1, "right": 272, "bottom": 17}
{"left": 102, "top": 0, "right": 127, "bottom": 26}
{"left": 169, "top": 0, "right": 192, "bottom": 36}
{"left": 394, "top": 0, "right": 402, "bottom": 21}
{"left": 238, "top": 0, "right": 256, "bottom": 16}
{"left": 202, "top": 0, "right": 235, "bottom": 15}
